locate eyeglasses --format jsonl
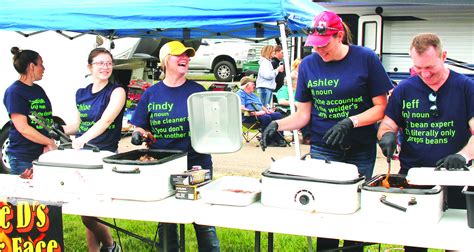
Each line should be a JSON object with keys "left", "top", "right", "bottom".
{"left": 304, "top": 26, "right": 340, "bottom": 35}
{"left": 428, "top": 92, "right": 439, "bottom": 117}
{"left": 92, "top": 61, "right": 113, "bottom": 68}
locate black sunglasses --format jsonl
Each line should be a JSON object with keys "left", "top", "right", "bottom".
{"left": 304, "top": 26, "right": 340, "bottom": 35}
{"left": 428, "top": 92, "right": 439, "bottom": 117}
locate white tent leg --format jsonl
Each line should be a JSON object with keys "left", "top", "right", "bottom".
{"left": 307, "top": 236, "right": 313, "bottom": 252}
{"left": 279, "top": 22, "right": 301, "bottom": 158}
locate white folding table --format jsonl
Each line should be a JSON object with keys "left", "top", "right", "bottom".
{"left": 3, "top": 174, "right": 474, "bottom": 251}
{"left": 0, "top": 174, "right": 198, "bottom": 251}
{"left": 195, "top": 201, "right": 474, "bottom": 251}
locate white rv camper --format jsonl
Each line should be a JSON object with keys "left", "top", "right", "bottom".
{"left": 312, "top": 1, "right": 474, "bottom": 81}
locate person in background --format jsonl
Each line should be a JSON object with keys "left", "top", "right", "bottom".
{"left": 3, "top": 47, "right": 57, "bottom": 175}
{"left": 256, "top": 45, "right": 284, "bottom": 107}
{"left": 129, "top": 41, "right": 220, "bottom": 252}
{"left": 63, "top": 47, "right": 125, "bottom": 252}
{"left": 275, "top": 67, "right": 310, "bottom": 144}
{"left": 261, "top": 10, "right": 393, "bottom": 251}
{"left": 274, "top": 58, "right": 301, "bottom": 115}
{"left": 271, "top": 44, "right": 285, "bottom": 92}
{"left": 291, "top": 58, "right": 302, "bottom": 72}
{"left": 275, "top": 69, "right": 298, "bottom": 116}
{"left": 238, "top": 76, "right": 286, "bottom": 147}
{"left": 378, "top": 33, "right": 473, "bottom": 252}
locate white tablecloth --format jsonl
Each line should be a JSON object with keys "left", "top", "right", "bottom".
{"left": 2, "top": 174, "right": 473, "bottom": 250}
{"left": 195, "top": 202, "right": 473, "bottom": 250}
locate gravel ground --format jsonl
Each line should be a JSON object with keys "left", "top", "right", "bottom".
{"left": 119, "top": 133, "right": 400, "bottom": 179}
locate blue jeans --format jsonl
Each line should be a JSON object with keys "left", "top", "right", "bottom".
{"left": 158, "top": 223, "right": 220, "bottom": 252}
{"left": 256, "top": 87, "right": 273, "bottom": 107}
{"left": 243, "top": 112, "right": 283, "bottom": 143}
{"left": 310, "top": 143, "right": 376, "bottom": 252}
{"left": 7, "top": 154, "right": 32, "bottom": 175}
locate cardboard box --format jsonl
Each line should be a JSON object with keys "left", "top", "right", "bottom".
{"left": 171, "top": 169, "right": 211, "bottom": 186}
{"left": 175, "top": 181, "right": 211, "bottom": 200}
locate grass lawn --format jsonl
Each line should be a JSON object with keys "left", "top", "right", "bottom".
{"left": 63, "top": 215, "right": 445, "bottom": 251}
{"left": 186, "top": 73, "right": 217, "bottom": 81}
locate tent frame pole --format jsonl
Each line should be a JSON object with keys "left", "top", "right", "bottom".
{"left": 279, "top": 22, "right": 301, "bottom": 158}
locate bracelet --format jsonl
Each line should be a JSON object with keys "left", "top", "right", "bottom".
{"left": 349, "top": 116, "right": 359, "bottom": 128}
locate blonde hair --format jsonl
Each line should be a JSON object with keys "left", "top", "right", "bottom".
{"left": 160, "top": 54, "right": 171, "bottom": 74}
{"left": 260, "top": 45, "right": 274, "bottom": 59}
{"left": 290, "top": 70, "right": 298, "bottom": 85}
{"left": 410, "top": 33, "right": 444, "bottom": 57}
{"left": 291, "top": 58, "right": 301, "bottom": 71}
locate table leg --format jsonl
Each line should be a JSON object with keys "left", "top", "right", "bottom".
{"left": 163, "top": 223, "right": 168, "bottom": 252}
{"left": 268, "top": 232, "right": 273, "bottom": 252}
{"left": 179, "top": 224, "right": 185, "bottom": 252}
{"left": 307, "top": 236, "right": 313, "bottom": 252}
{"left": 94, "top": 218, "right": 160, "bottom": 248}
{"left": 255, "top": 231, "right": 261, "bottom": 252}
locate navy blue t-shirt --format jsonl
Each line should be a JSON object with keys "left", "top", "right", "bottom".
{"left": 385, "top": 70, "right": 474, "bottom": 172}
{"left": 295, "top": 45, "right": 393, "bottom": 147}
{"left": 130, "top": 80, "right": 212, "bottom": 170}
{"left": 75, "top": 82, "right": 125, "bottom": 152}
{"left": 3, "top": 80, "right": 53, "bottom": 162}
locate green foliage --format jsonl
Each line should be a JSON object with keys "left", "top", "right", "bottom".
{"left": 186, "top": 73, "right": 217, "bottom": 81}
{"left": 62, "top": 215, "right": 445, "bottom": 251}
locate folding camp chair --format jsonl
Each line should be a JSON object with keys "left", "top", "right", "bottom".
{"left": 242, "top": 110, "right": 262, "bottom": 143}
{"left": 241, "top": 110, "right": 291, "bottom": 146}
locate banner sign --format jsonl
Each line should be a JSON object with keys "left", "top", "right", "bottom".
{"left": 0, "top": 198, "right": 63, "bottom": 252}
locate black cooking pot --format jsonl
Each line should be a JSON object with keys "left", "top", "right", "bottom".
{"left": 363, "top": 174, "right": 440, "bottom": 194}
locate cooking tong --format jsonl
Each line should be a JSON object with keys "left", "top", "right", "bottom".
{"left": 29, "top": 112, "right": 71, "bottom": 143}
{"left": 381, "top": 156, "right": 391, "bottom": 189}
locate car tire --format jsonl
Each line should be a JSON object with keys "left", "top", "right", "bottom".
{"left": 214, "top": 60, "right": 236, "bottom": 82}
{"left": 0, "top": 125, "right": 11, "bottom": 174}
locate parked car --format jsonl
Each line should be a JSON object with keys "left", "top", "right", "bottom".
{"left": 241, "top": 59, "right": 259, "bottom": 77}
{"left": 119, "top": 38, "right": 259, "bottom": 82}
{"left": 189, "top": 39, "right": 258, "bottom": 82}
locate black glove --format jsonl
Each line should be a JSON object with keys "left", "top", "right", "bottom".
{"left": 49, "top": 131, "right": 60, "bottom": 141}
{"left": 322, "top": 118, "right": 353, "bottom": 146}
{"left": 436, "top": 154, "right": 467, "bottom": 170}
{"left": 131, "top": 131, "right": 144, "bottom": 145}
{"left": 49, "top": 123, "right": 65, "bottom": 141}
{"left": 53, "top": 123, "right": 65, "bottom": 133}
{"left": 261, "top": 121, "right": 278, "bottom": 151}
{"left": 378, "top": 131, "right": 397, "bottom": 161}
